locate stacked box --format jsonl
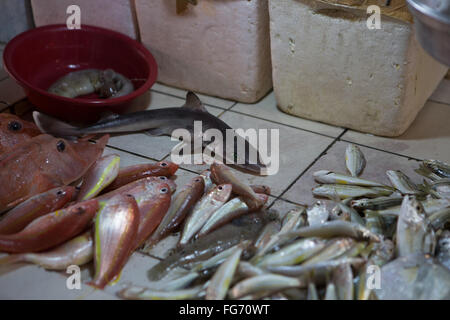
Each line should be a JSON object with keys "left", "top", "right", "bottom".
{"left": 135, "top": 0, "right": 273, "bottom": 103}
{"left": 269, "top": 0, "right": 447, "bottom": 136}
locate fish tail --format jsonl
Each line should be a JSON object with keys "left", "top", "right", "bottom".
{"left": 0, "top": 253, "right": 26, "bottom": 266}
{"left": 32, "top": 111, "right": 81, "bottom": 137}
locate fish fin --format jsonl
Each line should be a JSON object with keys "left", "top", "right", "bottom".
{"left": 145, "top": 127, "right": 174, "bottom": 136}
{"left": 98, "top": 111, "right": 120, "bottom": 123}
{"left": 32, "top": 111, "right": 80, "bottom": 138}
{"left": 183, "top": 92, "right": 208, "bottom": 113}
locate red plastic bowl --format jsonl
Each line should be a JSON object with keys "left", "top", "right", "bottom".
{"left": 3, "top": 24, "right": 158, "bottom": 122}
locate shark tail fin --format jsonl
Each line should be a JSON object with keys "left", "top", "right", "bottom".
{"left": 32, "top": 111, "right": 80, "bottom": 138}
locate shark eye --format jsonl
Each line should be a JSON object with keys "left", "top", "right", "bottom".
{"left": 56, "top": 140, "right": 66, "bottom": 152}
{"left": 160, "top": 162, "right": 168, "bottom": 167}
{"left": 159, "top": 176, "right": 167, "bottom": 181}
{"left": 8, "top": 121, "right": 22, "bottom": 132}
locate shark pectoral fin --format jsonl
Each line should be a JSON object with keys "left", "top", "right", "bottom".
{"left": 183, "top": 92, "right": 208, "bottom": 113}
{"left": 145, "top": 127, "right": 174, "bottom": 137}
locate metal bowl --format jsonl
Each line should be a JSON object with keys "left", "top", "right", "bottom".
{"left": 407, "top": 0, "right": 450, "bottom": 66}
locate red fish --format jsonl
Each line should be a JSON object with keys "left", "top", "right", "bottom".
{"left": 143, "top": 176, "right": 205, "bottom": 250}
{"left": 89, "top": 194, "right": 139, "bottom": 289}
{"left": 0, "top": 199, "right": 99, "bottom": 253}
{"left": 102, "top": 161, "right": 179, "bottom": 192}
{"left": 98, "top": 176, "right": 177, "bottom": 201}
{"left": 0, "top": 114, "right": 41, "bottom": 155}
{"left": 0, "top": 134, "right": 108, "bottom": 211}
{"left": 0, "top": 186, "right": 75, "bottom": 235}
{"left": 131, "top": 181, "right": 172, "bottom": 249}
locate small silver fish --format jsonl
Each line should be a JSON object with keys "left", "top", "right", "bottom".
{"left": 118, "top": 285, "right": 205, "bottom": 300}
{"left": 306, "top": 201, "right": 329, "bottom": 226}
{"left": 313, "top": 184, "right": 393, "bottom": 199}
{"left": 179, "top": 184, "right": 232, "bottom": 245}
{"left": 345, "top": 144, "right": 366, "bottom": 177}
{"left": 206, "top": 245, "right": 243, "bottom": 300}
{"left": 396, "top": 196, "right": 436, "bottom": 257}
{"left": 386, "top": 170, "right": 420, "bottom": 195}
{"left": 229, "top": 274, "right": 303, "bottom": 299}
{"left": 255, "top": 238, "right": 326, "bottom": 268}
{"left": 313, "top": 170, "right": 385, "bottom": 187}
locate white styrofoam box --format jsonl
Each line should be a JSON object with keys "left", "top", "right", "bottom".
{"left": 31, "top": 0, "right": 138, "bottom": 39}
{"left": 269, "top": 0, "right": 448, "bottom": 137}
{"left": 135, "top": 0, "right": 273, "bottom": 103}
{"left": 0, "top": 0, "right": 34, "bottom": 43}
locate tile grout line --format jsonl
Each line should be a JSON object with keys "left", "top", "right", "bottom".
{"left": 339, "top": 138, "right": 424, "bottom": 162}
{"left": 105, "top": 144, "right": 161, "bottom": 163}
{"left": 223, "top": 108, "right": 343, "bottom": 140}
{"left": 267, "top": 129, "right": 348, "bottom": 209}
{"left": 428, "top": 99, "right": 450, "bottom": 107}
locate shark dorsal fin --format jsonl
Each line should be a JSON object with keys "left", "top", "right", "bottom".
{"left": 184, "top": 91, "right": 208, "bottom": 113}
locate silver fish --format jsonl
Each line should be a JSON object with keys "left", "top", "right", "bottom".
{"left": 255, "top": 238, "right": 326, "bottom": 268}
{"left": 312, "top": 184, "right": 393, "bottom": 199}
{"left": 396, "top": 196, "right": 436, "bottom": 257}
{"left": 118, "top": 285, "right": 205, "bottom": 300}
{"left": 302, "top": 238, "right": 355, "bottom": 266}
{"left": 268, "top": 257, "right": 366, "bottom": 278}
{"left": 179, "top": 184, "right": 232, "bottom": 245}
{"left": 422, "top": 159, "right": 450, "bottom": 179}
{"left": 345, "top": 144, "right": 366, "bottom": 177}
{"left": 332, "top": 263, "right": 354, "bottom": 300}
{"left": 313, "top": 170, "right": 385, "bottom": 187}
{"left": 33, "top": 92, "right": 266, "bottom": 175}
{"left": 324, "top": 283, "right": 338, "bottom": 300}
{"left": 206, "top": 245, "right": 243, "bottom": 300}
{"left": 386, "top": 170, "right": 420, "bottom": 195}
{"left": 282, "top": 221, "right": 381, "bottom": 243}
{"left": 198, "top": 194, "right": 268, "bottom": 237}
{"left": 351, "top": 196, "right": 404, "bottom": 211}
{"left": 229, "top": 274, "right": 303, "bottom": 299}
{"left": 306, "top": 201, "right": 329, "bottom": 226}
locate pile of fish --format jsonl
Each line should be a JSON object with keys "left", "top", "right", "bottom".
{"left": 0, "top": 110, "right": 449, "bottom": 300}
{"left": 118, "top": 145, "right": 450, "bottom": 300}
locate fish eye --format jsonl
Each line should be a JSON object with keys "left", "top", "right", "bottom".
{"left": 7, "top": 121, "right": 22, "bottom": 132}
{"left": 160, "top": 162, "right": 168, "bottom": 167}
{"left": 56, "top": 140, "right": 66, "bottom": 152}
{"left": 160, "top": 187, "right": 168, "bottom": 194}
{"left": 57, "top": 190, "right": 63, "bottom": 195}
{"left": 194, "top": 178, "right": 201, "bottom": 182}
{"left": 218, "top": 186, "right": 223, "bottom": 191}
{"left": 159, "top": 176, "right": 167, "bottom": 181}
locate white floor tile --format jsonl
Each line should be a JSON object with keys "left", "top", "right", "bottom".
{"left": 216, "top": 111, "right": 334, "bottom": 197}
{"left": 232, "top": 91, "right": 345, "bottom": 138}
{"left": 430, "top": 79, "right": 450, "bottom": 105}
{"left": 342, "top": 101, "right": 450, "bottom": 162}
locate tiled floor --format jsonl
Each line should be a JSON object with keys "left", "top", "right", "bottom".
{"left": 0, "top": 58, "right": 449, "bottom": 299}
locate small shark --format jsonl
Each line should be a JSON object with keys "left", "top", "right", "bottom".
{"left": 33, "top": 92, "right": 267, "bottom": 175}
